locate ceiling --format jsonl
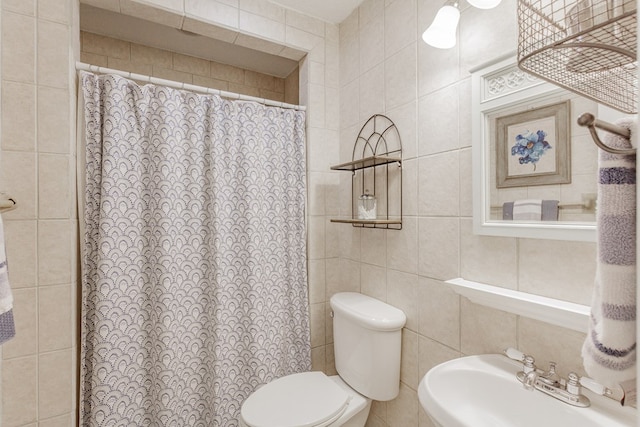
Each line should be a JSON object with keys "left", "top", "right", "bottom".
{"left": 269, "top": 0, "right": 364, "bottom": 24}
{"left": 80, "top": 1, "right": 367, "bottom": 78}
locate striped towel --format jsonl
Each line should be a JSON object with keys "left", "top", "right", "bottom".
{"left": 0, "top": 214, "right": 14, "bottom": 344}
{"left": 503, "top": 200, "right": 559, "bottom": 221}
{"left": 582, "top": 117, "right": 636, "bottom": 386}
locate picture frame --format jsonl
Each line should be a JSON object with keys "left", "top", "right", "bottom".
{"left": 495, "top": 100, "right": 571, "bottom": 188}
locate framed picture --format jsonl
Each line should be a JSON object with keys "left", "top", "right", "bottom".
{"left": 495, "top": 100, "right": 571, "bottom": 188}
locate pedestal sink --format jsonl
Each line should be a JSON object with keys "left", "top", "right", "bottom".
{"left": 418, "top": 354, "right": 636, "bottom": 427}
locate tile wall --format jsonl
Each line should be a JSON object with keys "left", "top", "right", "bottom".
{"left": 0, "top": 0, "right": 78, "bottom": 426}
{"left": 323, "top": 1, "right": 601, "bottom": 426}
{"left": 79, "top": 31, "right": 298, "bottom": 104}
{"left": 0, "top": 0, "right": 607, "bottom": 426}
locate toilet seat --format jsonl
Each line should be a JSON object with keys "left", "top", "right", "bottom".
{"left": 241, "top": 371, "right": 351, "bottom": 427}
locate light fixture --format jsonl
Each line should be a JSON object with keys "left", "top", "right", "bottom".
{"left": 466, "top": 0, "right": 502, "bottom": 9}
{"left": 422, "top": 1, "right": 460, "bottom": 49}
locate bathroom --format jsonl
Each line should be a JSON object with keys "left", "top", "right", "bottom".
{"left": 0, "top": 0, "right": 635, "bottom": 426}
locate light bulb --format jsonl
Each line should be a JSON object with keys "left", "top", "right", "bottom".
{"left": 467, "top": 0, "right": 502, "bottom": 9}
{"left": 422, "top": 4, "right": 460, "bottom": 49}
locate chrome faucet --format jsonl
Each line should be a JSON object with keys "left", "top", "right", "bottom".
{"left": 521, "top": 355, "right": 537, "bottom": 391}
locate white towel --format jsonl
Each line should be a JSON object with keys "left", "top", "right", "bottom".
{"left": 582, "top": 117, "right": 636, "bottom": 386}
{"left": 512, "top": 199, "right": 542, "bottom": 220}
{"left": 0, "top": 214, "right": 14, "bottom": 344}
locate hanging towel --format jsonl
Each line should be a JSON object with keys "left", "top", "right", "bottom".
{"left": 582, "top": 117, "right": 636, "bottom": 386}
{"left": 512, "top": 199, "right": 542, "bottom": 220}
{"left": 503, "top": 200, "right": 559, "bottom": 221}
{"left": 0, "top": 214, "right": 14, "bottom": 344}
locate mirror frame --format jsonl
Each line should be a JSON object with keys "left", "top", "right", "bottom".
{"left": 471, "top": 54, "right": 596, "bottom": 242}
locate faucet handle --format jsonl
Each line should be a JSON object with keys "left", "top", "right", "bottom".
{"left": 567, "top": 372, "right": 581, "bottom": 395}
{"left": 579, "top": 376, "right": 608, "bottom": 396}
{"left": 523, "top": 355, "right": 536, "bottom": 373}
{"left": 504, "top": 347, "right": 525, "bottom": 362}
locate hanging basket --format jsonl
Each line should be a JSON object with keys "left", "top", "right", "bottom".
{"left": 517, "top": 0, "right": 637, "bottom": 113}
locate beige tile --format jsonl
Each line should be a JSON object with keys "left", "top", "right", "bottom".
{"left": 360, "top": 228, "right": 386, "bottom": 267}
{"left": 285, "top": 9, "right": 324, "bottom": 37}
{"left": 327, "top": 259, "right": 360, "bottom": 298}
{"left": 325, "top": 87, "right": 339, "bottom": 131}
{"left": 3, "top": 220, "right": 37, "bottom": 287}
{"left": 365, "top": 413, "right": 386, "bottom": 427}
{"left": 285, "top": 26, "right": 322, "bottom": 52}
{"left": 325, "top": 341, "right": 337, "bottom": 375}
{"left": 2, "top": 287, "right": 36, "bottom": 358}
{"left": 173, "top": 53, "right": 210, "bottom": 77}
{"left": 338, "top": 221, "right": 361, "bottom": 261}
{"left": 359, "top": 63, "right": 385, "bottom": 123}
{"left": 324, "top": 303, "right": 333, "bottom": 346}
{"left": 210, "top": 62, "right": 245, "bottom": 84}
{"left": 240, "top": 0, "right": 284, "bottom": 22}
{"left": 384, "top": 43, "right": 417, "bottom": 111}
{"left": 307, "top": 83, "right": 326, "bottom": 128}
{"left": 361, "top": 264, "right": 387, "bottom": 302}
{"left": 239, "top": 10, "right": 285, "bottom": 42}
{"left": 460, "top": 219, "right": 518, "bottom": 287}
{"left": 418, "top": 335, "right": 460, "bottom": 378}
{"left": 120, "top": 0, "right": 183, "bottom": 27}
{"left": 38, "top": 220, "right": 72, "bottom": 286}
{"left": 79, "top": 52, "right": 108, "bottom": 67}
{"left": 151, "top": 66, "right": 193, "bottom": 84}
{"left": 384, "top": 0, "right": 416, "bottom": 57}
{"left": 38, "top": 0, "right": 70, "bottom": 24}
{"left": 418, "top": 277, "right": 460, "bottom": 350}
{"left": 38, "top": 87, "right": 70, "bottom": 154}
{"left": 457, "top": 78, "right": 472, "bottom": 149}
{"left": 259, "top": 89, "right": 284, "bottom": 102}
{"left": 386, "top": 100, "right": 417, "bottom": 161}
{"left": 518, "top": 239, "right": 596, "bottom": 305}
{"left": 2, "top": 81, "right": 36, "bottom": 151}
{"left": 388, "top": 270, "right": 418, "bottom": 331}
{"left": 2, "top": 12, "right": 36, "bottom": 83}
{"left": 460, "top": 298, "right": 517, "bottom": 356}
{"left": 386, "top": 383, "right": 419, "bottom": 424}
{"left": 3, "top": 0, "right": 36, "bottom": 15}
{"left": 81, "top": 32, "right": 130, "bottom": 60}
{"left": 417, "top": 37, "right": 460, "bottom": 97}
{"left": 308, "top": 259, "right": 326, "bottom": 304}
{"left": 80, "top": 0, "right": 120, "bottom": 12}
{"left": 459, "top": 148, "right": 473, "bottom": 217}
{"left": 244, "top": 70, "right": 276, "bottom": 91}
{"left": 359, "top": 12, "right": 384, "bottom": 74}
{"left": 370, "top": 398, "right": 387, "bottom": 423}
{"left": 387, "top": 217, "right": 418, "bottom": 274}
{"left": 325, "top": 218, "right": 340, "bottom": 259}
{"left": 2, "top": 355, "right": 37, "bottom": 426}
{"left": 307, "top": 216, "right": 325, "bottom": 260}
{"left": 518, "top": 317, "right": 587, "bottom": 379}
{"left": 339, "top": 79, "right": 359, "bottom": 129}
{"left": 420, "top": 404, "right": 438, "bottom": 427}
{"left": 418, "top": 86, "right": 459, "bottom": 156}
{"left": 418, "top": 151, "right": 460, "bottom": 216}
{"left": 359, "top": 0, "right": 384, "bottom": 27}
{"left": 311, "top": 345, "right": 326, "bottom": 372}
{"left": 1, "top": 151, "right": 37, "bottom": 220}
{"left": 38, "top": 20, "right": 70, "bottom": 89}
{"left": 130, "top": 43, "right": 173, "bottom": 67}
{"left": 39, "top": 349, "right": 73, "bottom": 418}
{"left": 106, "top": 58, "right": 153, "bottom": 76}
{"left": 39, "top": 284, "right": 72, "bottom": 352}
{"left": 418, "top": 217, "right": 459, "bottom": 280}
{"left": 192, "top": 75, "right": 229, "bottom": 91}
{"left": 310, "top": 302, "right": 325, "bottom": 348}
{"left": 38, "top": 413, "right": 73, "bottom": 427}
{"left": 184, "top": 0, "right": 238, "bottom": 28}
{"left": 228, "top": 82, "right": 260, "bottom": 98}
{"left": 402, "top": 158, "right": 418, "bottom": 217}
{"left": 401, "top": 328, "right": 419, "bottom": 390}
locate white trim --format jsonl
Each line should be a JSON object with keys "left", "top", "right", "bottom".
{"left": 446, "top": 278, "right": 590, "bottom": 333}
{"left": 76, "top": 62, "right": 306, "bottom": 111}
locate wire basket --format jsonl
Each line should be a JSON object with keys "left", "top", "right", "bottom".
{"left": 518, "top": 0, "right": 637, "bottom": 113}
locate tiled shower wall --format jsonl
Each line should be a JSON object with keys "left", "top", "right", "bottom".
{"left": 1, "top": 0, "right": 78, "bottom": 425}
{"left": 325, "top": 1, "right": 600, "bottom": 426}
{"left": 79, "top": 31, "right": 299, "bottom": 104}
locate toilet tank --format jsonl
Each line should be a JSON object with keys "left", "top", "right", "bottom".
{"left": 330, "top": 292, "right": 407, "bottom": 401}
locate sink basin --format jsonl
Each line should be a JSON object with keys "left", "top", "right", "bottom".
{"left": 418, "top": 354, "right": 636, "bottom": 427}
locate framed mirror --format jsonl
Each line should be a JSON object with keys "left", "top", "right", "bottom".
{"left": 471, "top": 54, "right": 598, "bottom": 242}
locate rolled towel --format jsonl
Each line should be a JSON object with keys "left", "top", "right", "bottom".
{"left": 513, "top": 199, "right": 542, "bottom": 220}
{"left": 582, "top": 117, "right": 636, "bottom": 386}
{"left": 0, "top": 214, "right": 14, "bottom": 344}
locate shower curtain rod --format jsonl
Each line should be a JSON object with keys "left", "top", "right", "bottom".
{"left": 76, "top": 62, "right": 306, "bottom": 111}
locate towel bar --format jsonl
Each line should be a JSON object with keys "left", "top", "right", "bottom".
{"left": 577, "top": 113, "right": 636, "bottom": 155}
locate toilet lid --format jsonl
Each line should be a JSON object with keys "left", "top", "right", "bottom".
{"left": 241, "top": 372, "right": 351, "bottom": 427}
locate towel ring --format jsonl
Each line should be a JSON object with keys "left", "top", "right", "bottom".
{"left": 577, "top": 113, "right": 636, "bottom": 155}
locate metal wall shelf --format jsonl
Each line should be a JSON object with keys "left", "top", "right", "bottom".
{"left": 330, "top": 115, "right": 403, "bottom": 230}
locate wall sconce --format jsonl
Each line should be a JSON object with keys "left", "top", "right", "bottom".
{"left": 421, "top": 1, "right": 460, "bottom": 50}
{"left": 467, "top": 0, "right": 502, "bottom": 8}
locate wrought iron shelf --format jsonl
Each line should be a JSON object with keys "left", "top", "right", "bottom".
{"left": 330, "top": 218, "right": 402, "bottom": 225}
{"left": 330, "top": 155, "right": 402, "bottom": 172}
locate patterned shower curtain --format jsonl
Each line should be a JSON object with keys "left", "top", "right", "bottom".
{"left": 79, "top": 71, "right": 310, "bottom": 426}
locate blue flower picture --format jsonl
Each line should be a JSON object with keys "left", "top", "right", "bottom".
{"left": 510, "top": 129, "right": 552, "bottom": 171}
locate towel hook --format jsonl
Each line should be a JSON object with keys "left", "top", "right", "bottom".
{"left": 577, "top": 113, "right": 635, "bottom": 155}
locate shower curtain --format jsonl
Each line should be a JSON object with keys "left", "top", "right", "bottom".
{"left": 79, "top": 71, "right": 310, "bottom": 426}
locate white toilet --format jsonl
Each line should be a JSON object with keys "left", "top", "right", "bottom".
{"left": 239, "top": 292, "right": 407, "bottom": 427}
